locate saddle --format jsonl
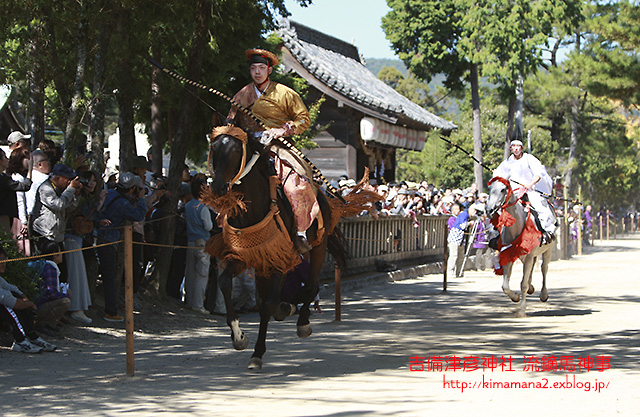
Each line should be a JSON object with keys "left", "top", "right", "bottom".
{"left": 490, "top": 195, "right": 555, "bottom": 249}
{"left": 266, "top": 141, "right": 314, "bottom": 182}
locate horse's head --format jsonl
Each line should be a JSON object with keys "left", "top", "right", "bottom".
{"left": 208, "top": 126, "right": 249, "bottom": 196}
{"left": 486, "top": 177, "right": 513, "bottom": 218}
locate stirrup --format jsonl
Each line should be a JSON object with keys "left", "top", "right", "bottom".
{"left": 296, "top": 234, "right": 312, "bottom": 253}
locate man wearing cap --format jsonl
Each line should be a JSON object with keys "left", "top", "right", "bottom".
{"left": 493, "top": 138, "right": 556, "bottom": 243}
{"left": 131, "top": 155, "right": 166, "bottom": 297}
{"left": 227, "top": 48, "right": 316, "bottom": 252}
{"left": 30, "top": 163, "right": 82, "bottom": 252}
{"left": 95, "top": 172, "right": 147, "bottom": 322}
{"left": 7, "top": 131, "right": 31, "bottom": 152}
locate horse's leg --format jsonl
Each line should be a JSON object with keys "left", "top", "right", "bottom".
{"left": 248, "top": 276, "right": 280, "bottom": 370}
{"left": 218, "top": 262, "right": 248, "bottom": 351}
{"left": 248, "top": 289, "right": 270, "bottom": 370}
{"left": 518, "top": 256, "right": 536, "bottom": 318}
{"left": 502, "top": 262, "right": 520, "bottom": 302}
{"left": 540, "top": 248, "right": 551, "bottom": 302}
{"left": 527, "top": 256, "right": 537, "bottom": 295}
{"left": 296, "top": 236, "right": 327, "bottom": 338}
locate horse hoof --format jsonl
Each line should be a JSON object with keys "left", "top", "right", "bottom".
{"left": 540, "top": 290, "right": 549, "bottom": 302}
{"left": 274, "top": 302, "right": 295, "bottom": 321}
{"left": 297, "top": 324, "right": 312, "bottom": 338}
{"left": 516, "top": 311, "right": 527, "bottom": 318}
{"left": 510, "top": 294, "right": 520, "bottom": 303}
{"left": 248, "top": 357, "right": 263, "bottom": 370}
{"left": 527, "top": 285, "right": 535, "bottom": 295}
{"left": 232, "top": 333, "right": 249, "bottom": 351}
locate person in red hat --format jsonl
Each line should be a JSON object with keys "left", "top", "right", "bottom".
{"left": 228, "top": 48, "right": 310, "bottom": 138}
{"left": 227, "top": 49, "right": 317, "bottom": 252}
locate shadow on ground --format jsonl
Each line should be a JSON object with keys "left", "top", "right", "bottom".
{"left": 1, "top": 235, "right": 638, "bottom": 415}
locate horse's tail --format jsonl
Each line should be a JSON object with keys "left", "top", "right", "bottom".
{"left": 327, "top": 226, "right": 347, "bottom": 269}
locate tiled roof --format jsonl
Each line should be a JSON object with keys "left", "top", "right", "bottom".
{"left": 277, "top": 19, "right": 456, "bottom": 132}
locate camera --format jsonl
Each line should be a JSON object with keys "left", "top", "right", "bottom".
{"left": 78, "top": 177, "right": 90, "bottom": 187}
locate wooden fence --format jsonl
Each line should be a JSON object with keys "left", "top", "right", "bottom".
{"left": 322, "top": 214, "right": 578, "bottom": 280}
{"left": 320, "top": 215, "right": 449, "bottom": 279}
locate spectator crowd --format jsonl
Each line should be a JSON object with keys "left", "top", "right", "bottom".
{"left": 0, "top": 130, "right": 626, "bottom": 354}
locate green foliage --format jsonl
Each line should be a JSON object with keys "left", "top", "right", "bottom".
{"left": 0, "top": 230, "right": 41, "bottom": 301}
{"left": 293, "top": 96, "right": 328, "bottom": 150}
{"left": 581, "top": 0, "right": 640, "bottom": 107}
{"left": 578, "top": 97, "right": 640, "bottom": 207}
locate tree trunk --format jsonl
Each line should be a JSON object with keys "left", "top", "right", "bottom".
{"left": 87, "top": 18, "right": 113, "bottom": 175}
{"left": 565, "top": 96, "right": 579, "bottom": 193}
{"left": 153, "top": 0, "right": 212, "bottom": 299}
{"left": 565, "top": 33, "right": 582, "bottom": 195}
{"left": 470, "top": 63, "right": 484, "bottom": 193}
{"left": 27, "top": 24, "right": 46, "bottom": 148}
{"left": 504, "top": 97, "right": 516, "bottom": 160}
{"left": 63, "top": 7, "right": 89, "bottom": 167}
{"left": 150, "top": 31, "right": 163, "bottom": 176}
{"left": 114, "top": 9, "right": 136, "bottom": 172}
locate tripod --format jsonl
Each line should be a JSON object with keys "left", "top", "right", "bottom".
{"left": 461, "top": 217, "right": 483, "bottom": 272}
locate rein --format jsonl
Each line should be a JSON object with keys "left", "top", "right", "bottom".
{"left": 488, "top": 176, "right": 518, "bottom": 211}
{"left": 488, "top": 176, "right": 520, "bottom": 231}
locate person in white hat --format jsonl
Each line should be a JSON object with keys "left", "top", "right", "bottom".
{"left": 493, "top": 133, "right": 556, "bottom": 242}
{"left": 7, "top": 131, "right": 31, "bottom": 152}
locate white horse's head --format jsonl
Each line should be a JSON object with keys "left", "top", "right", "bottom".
{"left": 486, "top": 177, "right": 513, "bottom": 218}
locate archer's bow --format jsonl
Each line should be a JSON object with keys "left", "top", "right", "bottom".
{"left": 148, "top": 58, "right": 346, "bottom": 203}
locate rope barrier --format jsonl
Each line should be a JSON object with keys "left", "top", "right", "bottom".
{"left": 132, "top": 241, "right": 194, "bottom": 250}
{"left": 0, "top": 240, "right": 122, "bottom": 264}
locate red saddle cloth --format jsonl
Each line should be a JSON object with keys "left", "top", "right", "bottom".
{"left": 491, "top": 204, "right": 542, "bottom": 275}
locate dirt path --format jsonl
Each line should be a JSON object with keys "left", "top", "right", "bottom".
{"left": 1, "top": 234, "right": 639, "bottom": 416}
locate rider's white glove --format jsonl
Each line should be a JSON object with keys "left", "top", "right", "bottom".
{"left": 260, "top": 128, "right": 287, "bottom": 145}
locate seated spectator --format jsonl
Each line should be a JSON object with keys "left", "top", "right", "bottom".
{"left": 29, "top": 240, "right": 71, "bottom": 335}
{"left": 0, "top": 247, "right": 56, "bottom": 353}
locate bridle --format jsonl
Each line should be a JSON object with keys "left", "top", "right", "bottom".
{"left": 209, "top": 126, "right": 260, "bottom": 189}
{"left": 487, "top": 176, "right": 518, "bottom": 216}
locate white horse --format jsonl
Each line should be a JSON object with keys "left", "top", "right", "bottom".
{"left": 486, "top": 177, "right": 553, "bottom": 317}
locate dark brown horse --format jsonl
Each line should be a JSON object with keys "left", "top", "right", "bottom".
{"left": 204, "top": 125, "right": 349, "bottom": 370}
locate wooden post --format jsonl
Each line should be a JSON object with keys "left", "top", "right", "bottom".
{"left": 334, "top": 264, "right": 341, "bottom": 322}
{"left": 563, "top": 187, "right": 569, "bottom": 259}
{"left": 443, "top": 222, "right": 448, "bottom": 292}
{"left": 577, "top": 187, "right": 582, "bottom": 256}
{"left": 124, "top": 225, "right": 134, "bottom": 376}
{"left": 607, "top": 214, "right": 610, "bottom": 240}
{"left": 599, "top": 215, "right": 603, "bottom": 243}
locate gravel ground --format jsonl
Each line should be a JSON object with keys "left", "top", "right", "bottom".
{"left": 1, "top": 234, "right": 638, "bottom": 416}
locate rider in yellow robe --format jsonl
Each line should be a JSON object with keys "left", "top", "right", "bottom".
{"left": 227, "top": 49, "right": 317, "bottom": 252}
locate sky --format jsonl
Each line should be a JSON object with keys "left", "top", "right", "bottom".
{"left": 283, "top": 0, "right": 398, "bottom": 60}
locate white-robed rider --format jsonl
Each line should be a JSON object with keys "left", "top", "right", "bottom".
{"left": 493, "top": 139, "right": 557, "bottom": 243}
